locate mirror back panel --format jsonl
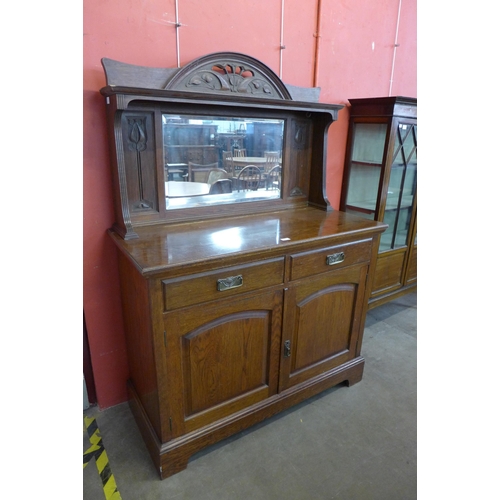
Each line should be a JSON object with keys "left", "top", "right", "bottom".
{"left": 101, "top": 53, "right": 342, "bottom": 239}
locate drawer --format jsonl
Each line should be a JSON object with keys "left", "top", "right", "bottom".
{"left": 162, "top": 257, "right": 285, "bottom": 310}
{"left": 289, "top": 239, "right": 372, "bottom": 281}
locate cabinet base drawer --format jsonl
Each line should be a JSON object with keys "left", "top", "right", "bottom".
{"left": 162, "top": 257, "right": 285, "bottom": 310}
{"left": 290, "top": 239, "right": 372, "bottom": 281}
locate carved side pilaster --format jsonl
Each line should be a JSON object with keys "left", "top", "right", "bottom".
{"left": 288, "top": 118, "right": 312, "bottom": 197}
{"left": 122, "top": 112, "right": 157, "bottom": 214}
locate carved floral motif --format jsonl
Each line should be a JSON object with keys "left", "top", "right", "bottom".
{"left": 127, "top": 117, "right": 153, "bottom": 210}
{"left": 185, "top": 63, "right": 276, "bottom": 97}
{"left": 127, "top": 117, "right": 147, "bottom": 152}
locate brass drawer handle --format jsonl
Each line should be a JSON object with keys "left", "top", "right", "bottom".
{"left": 326, "top": 252, "right": 345, "bottom": 266}
{"left": 217, "top": 275, "right": 243, "bottom": 291}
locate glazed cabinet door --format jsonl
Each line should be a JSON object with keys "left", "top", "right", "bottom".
{"left": 379, "top": 121, "right": 417, "bottom": 251}
{"left": 371, "top": 119, "right": 417, "bottom": 297}
{"left": 279, "top": 264, "right": 369, "bottom": 392}
{"left": 163, "top": 289, "right": 283, "bottom": 437}
{"left": 341, "top": 121, "right": 389, "bottom": 220}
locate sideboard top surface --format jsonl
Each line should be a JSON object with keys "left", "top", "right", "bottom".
{"left": 109, "top": 206, "right": 386, "bottom": 277}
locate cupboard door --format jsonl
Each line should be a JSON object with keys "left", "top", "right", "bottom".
{"left": 279, "top": 265, "right": 368, "bottom": 392}
{"left": 371, "top": 250, "right": 406, "bottom": 295}
{"left": 164, "top": 289, "right": 283, "bottom": 436}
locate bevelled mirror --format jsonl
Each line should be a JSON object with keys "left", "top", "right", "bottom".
{"left": 163, "top": 114, "right": 284, "bottom": 210}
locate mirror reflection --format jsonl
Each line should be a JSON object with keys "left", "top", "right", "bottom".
{"left": 163, "top": 114, "right": 283, "bottom": 209}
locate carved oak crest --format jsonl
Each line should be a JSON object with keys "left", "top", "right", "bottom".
{"left": 183, "top": 63, "right": 276, "bottom": 96}
{"left": 165, "top": 53, "right": 292, "bottom": 100}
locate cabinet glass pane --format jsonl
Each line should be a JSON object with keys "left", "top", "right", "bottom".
{"left": 344, "top": 123, "right": 388, "bottom": 219}
{"left": 380, "top": 123, "right": 417, "bottom": 251}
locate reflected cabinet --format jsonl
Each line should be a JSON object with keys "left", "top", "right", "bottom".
{"left": 340, "top": 97, "right": 417, "bottom": 308}
{"left": 101, "top": 53, "right": 387, "bottom": 479}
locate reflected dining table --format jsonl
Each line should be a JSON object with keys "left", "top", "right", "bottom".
{"left": 232, "top": 156, "right": 281, "bottom": 170}
{"left": 232, "top": 156, "right": 267, "bottom": 167}
{"left": 165, "top": 181, "right": 210, "bottom": 198}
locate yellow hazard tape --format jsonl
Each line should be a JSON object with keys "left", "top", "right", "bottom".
{"left": 83, "top": 416, "right": 123, "bottom": 500}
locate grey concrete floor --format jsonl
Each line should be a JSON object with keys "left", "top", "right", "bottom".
{"left": 83, "top": 292, "right": 417, "bottom": 500}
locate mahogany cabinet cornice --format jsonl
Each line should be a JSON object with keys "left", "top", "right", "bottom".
{"left": 101, "top": 53, "right": 387, "bottom": 479}
{"left": 347, "top": 96, "right": 417, "bottom": 119}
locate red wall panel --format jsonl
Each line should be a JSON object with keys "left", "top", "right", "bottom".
{"left": 83, "top": 0, "right": 416, "bottom": 408}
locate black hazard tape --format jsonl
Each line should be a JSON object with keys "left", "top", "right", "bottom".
{"left": 83, "top": 416, "right": 122, "bottom": 500}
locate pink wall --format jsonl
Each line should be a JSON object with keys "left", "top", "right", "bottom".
{"left": 83, "top": 0, "right": 416, "bottom": 409}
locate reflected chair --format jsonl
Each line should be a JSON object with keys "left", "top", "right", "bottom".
{"left": 237, "top": 165, "right": 261, "bottom": 192}
{"left": 222, "top": 151, "right": 234, "bottom": 176}
{"left": 209, "top": 179, "right": 233, "bottom": 195}
{"left": 187, "top": 162, "right": 219, "bottom": 183}
{"left": 266, "top": 165, "right": 281, "bottom": 190}
{"left": 233, "top": 149, "right": 246, "bottom": 157}
{"left": 264, "top": 152, "right": 281, "bottom": 173}
{"left": 165, "top": 163, "right": 188, "bottom": 181}
{"left": 207, "top": 168, "right": 228, "bottom": 185}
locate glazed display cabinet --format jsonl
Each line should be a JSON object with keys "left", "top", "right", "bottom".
{"left": 100, "top": 53, "right": 387, "bottom": 479}
{"left": 340, "top": 97, "right": 417, "bottom": 308}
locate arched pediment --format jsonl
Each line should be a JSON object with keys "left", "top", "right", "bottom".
{"left": 164, "top": 52, "right": 292, "bottom": 100}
